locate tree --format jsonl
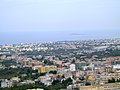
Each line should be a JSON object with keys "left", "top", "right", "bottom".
{"left": 52, "top": 80, "right": 60, "bottom": 85}
{"left": 116, "top": 78, "right": 120, "bottom": 82}
{"left": 62, "top": 77, "right": 73, "bottom": 86}
{"left": 108, "top": 78, "right": 116, "bottom": 83}
{"left": 49, "top": 71, "right": 57, "bottom": 74}
{"left": 85, "top": 82, "right": 91, "bottom": 86}
{"left": 44, "top": 60, "right": 53, "bottom": 65}
{"left": 79, "top": 77, "right": 85, "bottom": 81}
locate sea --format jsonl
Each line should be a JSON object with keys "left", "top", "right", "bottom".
{"left": 0, "top": 30, "right": 120, "bottom": 45}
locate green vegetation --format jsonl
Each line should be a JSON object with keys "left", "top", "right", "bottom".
{"left": 62, "top": 77, "right": 73, "bottom": 86}
{"left": 46, "top": 83, "right": 66, "bottom": 90}
{"left": 1, "top": 60, "right": 16, "bottom": 67}
{"left": 49, "top": 70, "right": 57, "bottom": 74}
{"left": 116, "top": 78, "right": 120, "bottom": 82}
{"left": 108, "top": 78, "right": 120, "bottom": 83}
{"left": 44, "top": 60, "right": 53, "bottom": 65}
{"left": 107, "top": 49, "right": 120, "bottom": 56}
{"left": 0, "top": 67, "right": 35, "bottom": 79}
{"left": 46, "top": 78, "right": 73, "bottom": 90}
{"left": 85, "top": 82, "right": 91, "bottom": 86}
{"left": 79, "top": 77, "right": 85, "bottom": 81}
{"left": 52, "top": 80, "right": 60, "bottom": 85}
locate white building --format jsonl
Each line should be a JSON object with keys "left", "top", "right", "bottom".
{"left": 38, "top": 75, "right": 52, "bottom": 86}
{"left": 0, "top": 79, "right": 12, "bottom": 88}
{"left": 70, "top": 64, "right": 76, "bottom": 71}
{"left": 113, "top": 64, "right": 120, "bottom": 69}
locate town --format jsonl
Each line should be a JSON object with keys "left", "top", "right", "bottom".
{"left": 0, "top": 38, "right": 120, "bottom": 90}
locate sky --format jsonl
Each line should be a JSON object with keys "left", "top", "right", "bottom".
{"left": 0, "top": 0, "right": 120, "bottom": 44}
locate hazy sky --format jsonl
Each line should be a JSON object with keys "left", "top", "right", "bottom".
{"left": 0, "top": 0, "right": 120, "bottom": 44}
{"left": 0, "top": 0, "right": 120, "bottom": 32}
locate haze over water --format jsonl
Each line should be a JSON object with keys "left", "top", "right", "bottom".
{"left": 0, "top": 30, "right": 120, "bottom": 45}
